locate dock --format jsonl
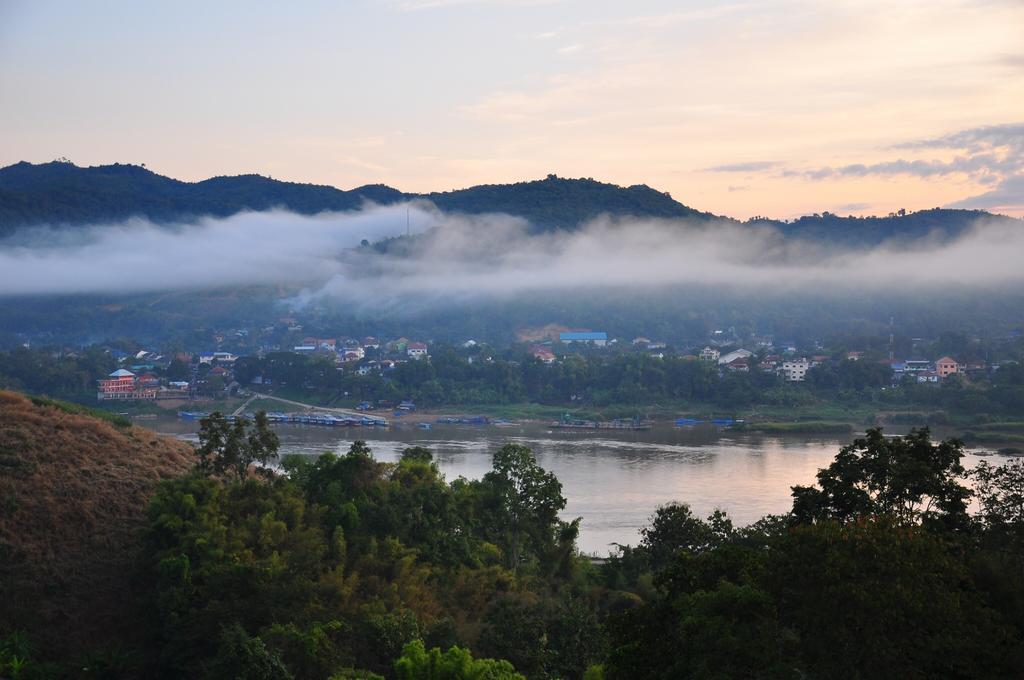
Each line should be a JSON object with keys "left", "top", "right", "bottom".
{"left": 551, "top": 416, "right": 651, "bottom": 431}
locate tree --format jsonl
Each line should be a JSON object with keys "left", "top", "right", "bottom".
{"left": 791, "top": 428, "right": 971, "bottom": 528}
{"left": 195, "top": 411, "right": 280, "bottom": 482}
{"left": 394, "top": 640, "right": 524, "bottom": 680}
{"left": 639, "top": 503, "right": 732, "bottom": 571}
{"left": 972, "top": 459, "right": 1024, "bottom": 528}
{"left": 480, "top": 444, "right": 568, "bottom": 572}
{"left": 204, "top": 624, "right": 292, "bottom": 680}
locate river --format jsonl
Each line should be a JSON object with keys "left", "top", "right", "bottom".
{"left": 147, "top": 418, "right": 995, "bottom": 555}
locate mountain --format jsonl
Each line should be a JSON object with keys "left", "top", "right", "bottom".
{"left": 749, "top": 208, "right": 1007, "bottom": 247}
{"left": 426, "top": 174, "right": 716, "bottom": 227}
{"left": 0, "top": 161, "right": 1016, "bottom": 244}
{"left": 0, "top": 391, "right": 192, "bottom": 659}
{"left": 0, "top": 161, "right": 718, "bottom": 236}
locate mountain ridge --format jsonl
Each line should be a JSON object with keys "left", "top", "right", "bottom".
{"left": 0, "top": 160, "right": 1016, "bottom": 244}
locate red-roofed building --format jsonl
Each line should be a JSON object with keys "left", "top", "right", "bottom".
{"left": 532, "top": 346, "right": 557, "bottom": 364}
{"left": 97, "top": 369, "right": 156, "bottom": 400}
{"left": 936, "top": 356, "right": 961, "bottom": 378}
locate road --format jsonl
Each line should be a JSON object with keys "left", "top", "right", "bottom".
{"left": 234, "top": 392, "right": 388, "bottom": 424}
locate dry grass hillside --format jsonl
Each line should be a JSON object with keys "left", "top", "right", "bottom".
{"left": 0, "top": 390, "right": 193, "bottom": 659}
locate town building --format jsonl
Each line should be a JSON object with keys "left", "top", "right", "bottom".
{"left": 532, "top": 346, "right": 557, "bottom": 364}
{"left": 97, "top": 369, "right": 157, "bottom": 400}
{"left": 407, "top": 342, "right": 429, "bottom": 359}
{"left": 782, "top": 359, "right": 811, "bottom": 382}
{"left": 935, "top": 356, "right": 961, "bottom": 378}
{"left": 560, "top": 331, "right": 608, "bottom": 346}
{"left": 699, "top": 347, "right": 721, "bottom": 361}
{"left": 724, "top": 357, "right": 750, "bottom": 372}
{"left": 718, "top": 349, "right": 753, "bottom": 366}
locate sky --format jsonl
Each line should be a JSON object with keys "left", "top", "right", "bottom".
{"left": 0, "top": 0, "right": 1022, "bottom": 219}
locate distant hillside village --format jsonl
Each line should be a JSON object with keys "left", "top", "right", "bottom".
{"left": 78, "top": 317, "right": 1017, "bottom": 404}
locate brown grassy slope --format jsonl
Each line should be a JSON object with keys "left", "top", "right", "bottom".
{"left": 0, "top": 390, "right": 193, "bottom": 657}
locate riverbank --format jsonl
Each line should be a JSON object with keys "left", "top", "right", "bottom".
{"left": 94, "top": 389, "right": 1024, "bottom": 448}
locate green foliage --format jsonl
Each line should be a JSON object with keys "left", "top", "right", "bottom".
{"left": 195, "top": 410, "right": 280, "bottom": 481}
{"left": 140, "top": 440, "right": 596, "bottom": 678}
{"left": 972, "top": 458, "right": 1024, "bottom": 527}
{"left": 478, "top": 444, "right": 573, "bottom": 573}
{"left": 0, "top": 346, "right": 116, "bottom": 403}
{"left": 28, "top": 395, "right": 131, "bottom": 428}
{"left": 204, "top": 623, "right": 293, "bottom": 680}
{"left": 394, "top": 639, "right": 525, "bottom": 680}
{"left": 791, "top": 427, "right": 971, "bottom": 528}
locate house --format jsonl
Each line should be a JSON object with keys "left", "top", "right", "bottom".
{"left": 699, "top": 347, "right": 721, "bottom": 362}
{"left": 724, "top": 357, "right": 750, "bottom": 372}
{"left": 97, "top": 369, "right": 137, "bottom": 399}
{"left": 632, "top": 337, "right": 651, "bottom": 347}
{"left": 782, "top": 359, "right": 810, "bottom": 382}
{"left": 294, "top": 345, "right": 316, "bottom": 353}
{"left": 904, "top": 359, "right": 931, "bottom": 373}
{"left": 532, "top": 347, "right": 557, "bottom": 364}
{"left": 883, "top": 359, "right": 907, "bottom": 375}
{"left": 718, "top": 349, "right": 753, "bottom": 366}
{"left": 362, "top": 337, "right": 380, "bottom": 349}
{"left": 97, "top": 369, "right": 156, "bottom": 400}
{"left": 560, "top": 331, "right": 608, "bottom": 346}
{"left": 845, "top": 351, "right": 864, "bottom": 361}
{"left": 137, "top": 373, "right": 161, "bottom": 388}
{"left": 212, "top": 351, "right": 237, "bottom": 363}
{"left": 407, "top": 342, "right": 429, "bottom": 359}
{"left": 935, "top": 356, "right": 961, "bottom": 378}
{"left": 917, "top": 370, "right": 940, "bottom": 384}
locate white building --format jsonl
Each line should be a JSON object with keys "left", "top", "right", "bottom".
{"left": 782, "top": 359, "right": 810, "bottom": 382}
{"left": 718, "top": 349, "right": 753, "bottom": 366}
{"left": 407, "top": 342, "right": 428, "bottom": 359}
{"left": 699, "top": 347, "right": 720, "bottom": 361}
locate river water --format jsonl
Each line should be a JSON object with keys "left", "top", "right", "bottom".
{"left": 148, "top": 418, "right": 994, "bottom": 555}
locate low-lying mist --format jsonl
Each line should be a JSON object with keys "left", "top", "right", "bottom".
{"left": 0, "top": 205, "right": 1022, "bottom": 306}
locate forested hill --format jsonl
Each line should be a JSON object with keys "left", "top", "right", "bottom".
{"left": 0, "top": 160, "right": 1016, "bottom": 243}
{"left": 0, "top": 161, "right": 715, "bottom": 235}
{"left": 0, "top": 161, "right": 403, "bottom": 233}
{"left": 749, "top": 208, "right": 1009, "bottom": 246}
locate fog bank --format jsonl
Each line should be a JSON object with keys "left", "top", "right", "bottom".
{"left": 0, "top": 206, "right": 1022, "bottom": 303}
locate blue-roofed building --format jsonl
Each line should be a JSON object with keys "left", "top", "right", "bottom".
{"left": 559, "top": 331, "right": 608, "bottom": 347}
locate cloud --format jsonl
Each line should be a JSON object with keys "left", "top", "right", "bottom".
{"left": 295, "top": 211, "right": 1024, "bottom": 309}
{"left": 705, "top": 161, "right": 780, "bottom": 173}
{"left": 835, "top": 202, "right": 871, "bottom": 212}
{"left": 3, "top": 206, "right": 1022, "bottom": 305}
{"left": 707, "top": 123, "right": 1024, "bottom": 215}
{"left": 946, "top": 174, "right": 1024, "bottom": 213}
{"left": 894, "top": 123, "right": 1024, "bottom": 155}
{"left": 0, "top": 203, "right": 437, "bottom": 296}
